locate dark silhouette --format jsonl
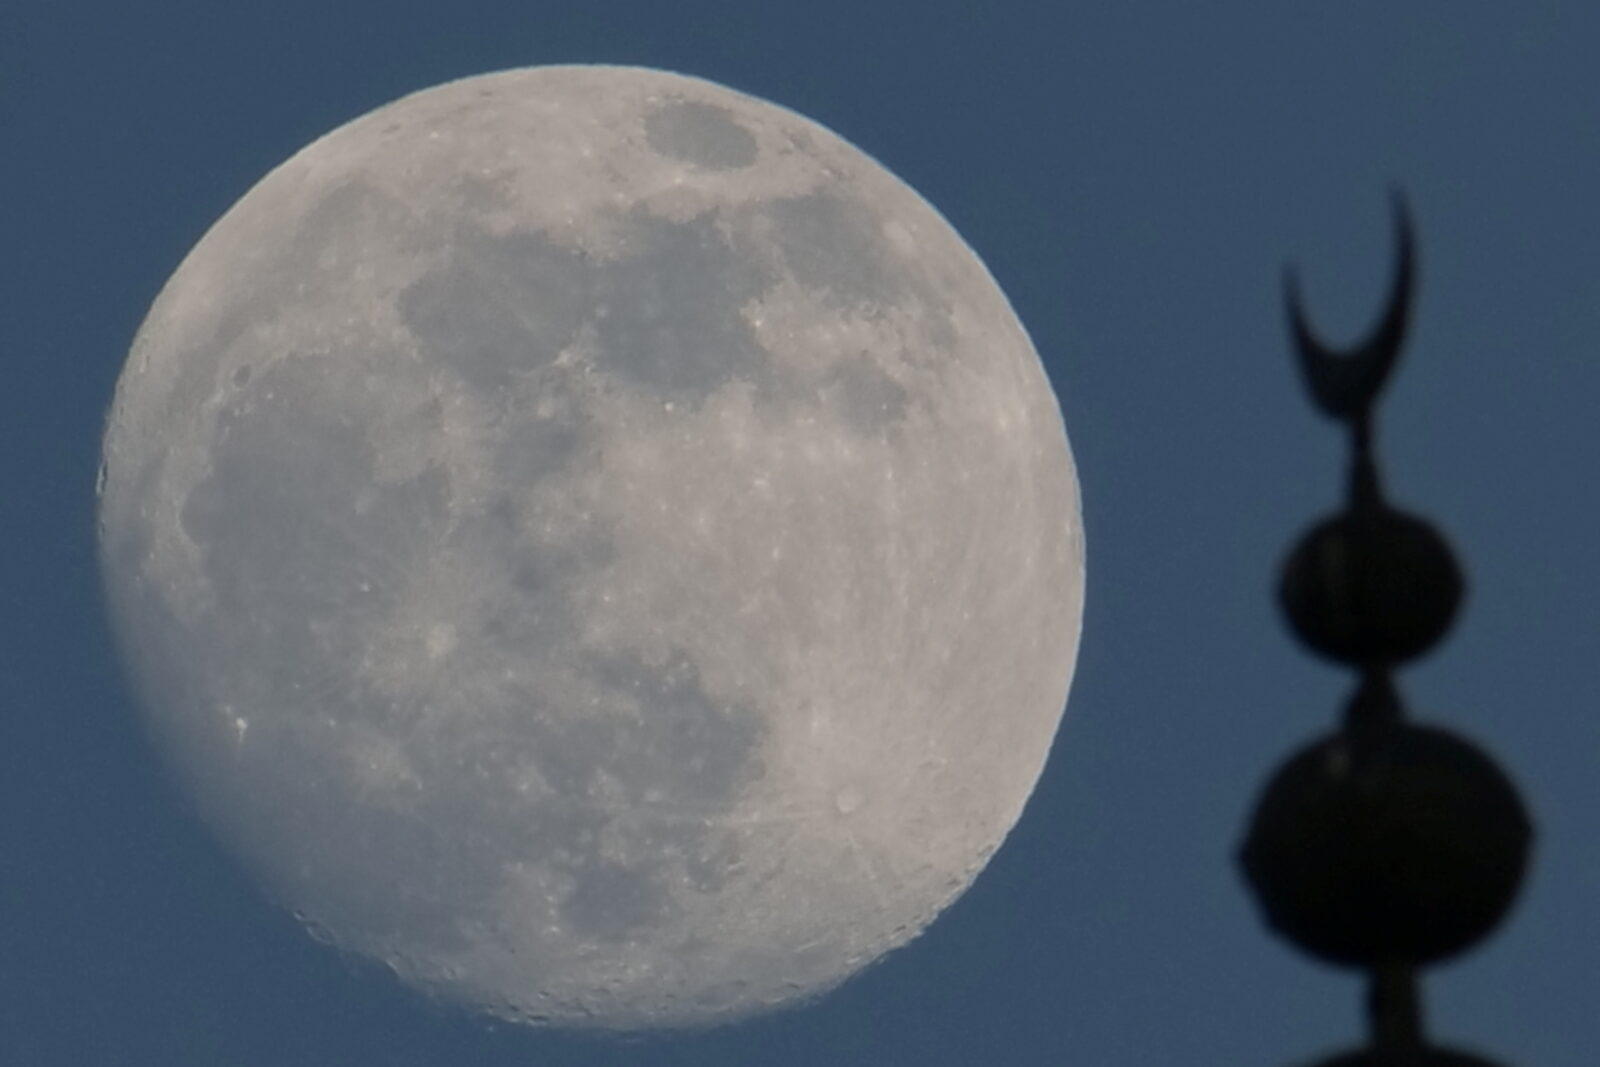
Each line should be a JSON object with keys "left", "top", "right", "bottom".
{"left": 1238, "top": 192, "right": 1533, "bottom": 1067}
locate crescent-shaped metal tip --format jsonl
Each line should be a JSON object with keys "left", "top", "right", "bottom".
{"left": 1284, "top": 188, "right": 1416, "bottom": 421}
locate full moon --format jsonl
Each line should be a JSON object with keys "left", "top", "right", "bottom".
{"left": 98, "top": 66, "right": 1083, "bottom": 1029}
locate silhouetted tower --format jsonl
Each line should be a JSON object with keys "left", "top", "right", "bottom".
{"left": 1238, "top": 192, "right": 1533, "bottom": 1066}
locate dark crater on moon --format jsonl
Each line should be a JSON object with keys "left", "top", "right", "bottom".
{"left": 585, "top": 648, "right": 761, "bottom": 810}
{"left": 176, "top": 350, "right": 774, "bottom": 953}
{"left": 177, "top": 353, "right": 768, "bottom": 950}
{"left": 523, "top": 648, "right": 764, "bottom": 939}
{"left": 182, "top": 358, "right": 453, "bottom": 655}
{"left": 300, "top": 642, "right": 765, "bottom": 948}
{"left": 820, "top": 354, "right": 910, "bottom": 434}
{"left": 586, "top": 213, "right": 774, "bottom": 395}
{"left": 760, "top": 192, "right": 958, "bottom": 356}
{"left": 235, "top": 177, "right": 950, "bottom": 441}
{"left": 399, "top": 210, "right": 773, "bottom": 404}
{"left": 400, "top": 234, "right": 589, "bottom": 395}
{"left": 765, "top": 193, "right": 904, "bottom": 309}
{"left": 645, "top": 101, "right": 758, "bottom": 170}
{"left": 396, "top": 195, "right": 936, "bottom": 441}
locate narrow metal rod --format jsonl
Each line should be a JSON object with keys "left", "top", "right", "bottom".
{"left": 1348, "top": 416, "right": 1385, "bottom": 509}
{"left": 1368, "top": 962, "right": 1425, "bottom": 1051}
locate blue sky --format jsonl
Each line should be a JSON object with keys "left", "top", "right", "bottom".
{"left": 5, "top": 3, "right": 1599, "bottom": 1064}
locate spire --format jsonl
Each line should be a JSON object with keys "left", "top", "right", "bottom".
{"left": 1238, "top": 193, "right": 1533, "bottom": 1067}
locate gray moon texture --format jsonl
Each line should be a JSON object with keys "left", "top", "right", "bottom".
{"left": 97, "top": 65, "right": 1084, "bottom": 1030}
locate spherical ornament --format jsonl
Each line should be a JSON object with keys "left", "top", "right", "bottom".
{"left": 1279, "top": 503, "right": 1463, "bottom": 666}
{"left": 1239, "top": 722, "right": 1531, "bottom": 968}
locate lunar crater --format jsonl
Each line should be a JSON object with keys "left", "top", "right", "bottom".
{"left": 645, "top": 100, "right": 759, "bottom": 170}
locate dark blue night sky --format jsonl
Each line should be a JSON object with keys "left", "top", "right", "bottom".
{"left": 6, "top": 4, "right": 1599, "bottom": 1065}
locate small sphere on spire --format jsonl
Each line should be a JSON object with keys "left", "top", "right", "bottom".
{"left": 1239, "top": 721, "right": 1531, "bottom": 968}
{"left": 1279, "top": 502, "right": 1463, "bottom": 666}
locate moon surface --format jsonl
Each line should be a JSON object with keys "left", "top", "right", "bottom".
{"left": 98, "top": 66, "right": 1084, "bottom": 1029}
